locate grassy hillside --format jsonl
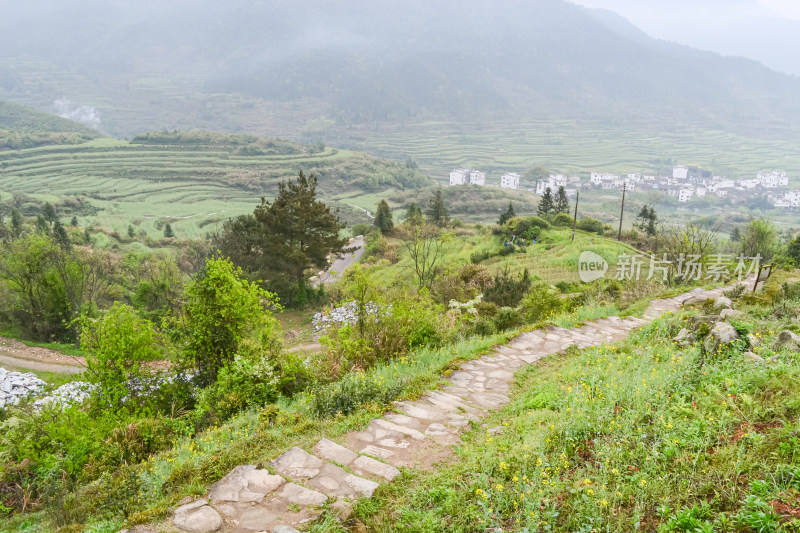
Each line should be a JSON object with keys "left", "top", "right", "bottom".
{"left": 354, "top": 273, "right": 800, "bottom": 532}
{"left": 0, "top": 100, "right": 100, "bottom": 150}
{"left": 366, "top": 226, "right": 638, "bottom": 287}
{"left": 0, "top": 133, "right": 431, "bottom": 238}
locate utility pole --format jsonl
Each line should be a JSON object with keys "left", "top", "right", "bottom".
{"left": 617, "top": 182, "right": 627, "bottom": 241}
{"left": 571, "top": 191, "right": 579, "bottom": 242}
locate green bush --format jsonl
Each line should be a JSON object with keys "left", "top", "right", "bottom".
{"left": 470, "top": 250, "right": 492, "bottom": 264}
{"left": 80, "top": 302, "right": 162, "bottom": 412}
{"left": 576, "top": 217, "right": 605, "bottom": 235}
{"left": 552, "top": 212, "right": 573, "bottom": 226}
{"left": 493, "top": 307, "right": 521, "bottom": 331}
{"left": 197, "top": 355, "right": 279, "bottom": 419}
{"left": 472, "top": 318, "right": 496, "bottom": 336}
{"left": 484, "top": 268, "right": 531, "bottom": 307}
{"left": 520, "top": 283, "right": 565, "bottom": 323}
{"left": 510, "top": 216, "right": 550, "bottom": 234}
{"left": 309, "top": 372, "right": 407, "bottom": 418}
{"left": 524, "top": 225, "right": 541, "bottom": 241}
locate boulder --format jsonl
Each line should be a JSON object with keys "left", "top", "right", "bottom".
{"left": 331, "top": 499, "right": 354, "bottom": 521}
{"left": 713, "top": 296, "right": 734, "bottom": 310}
{"left": 673, "top": 328, "right": 692, "bottom": 346}
{"left": 682, "top": 294, "right": 712, "bottom": 309}
{"left": 773, "top": 330, "right": 800, "bottom": 351}
{"left": 173, "top": 499, "right": 222, "bottom": 533}
{"left": 719, "top": 308, "right": 743, "bottom": 320}
{"left": 743, "top": 351, "right": 764, "bottom": 363}
{"left": 703, "top": 322, "right": 740, "bottom": 354}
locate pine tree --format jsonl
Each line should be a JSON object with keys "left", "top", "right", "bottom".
{"left": 35, "top": 215, "right": 48, "bottom": 234}
{"left": 10, "top": 208, "right": 24, "bottom": 238}
{"left": 405, "top": 203, "right": 423, "bottom": 224}
{"left": 53, "top": 220, "right": 71, "bottom": 251}
{"left": 70, "top": 216, "right": 79, "bottom": 226}
{"left": 555, "top": 186, "right": 570, "bottom": 214}
{"left": 374, "top": 200, "right": 394, "bottom": 234}
{"left": 42, "top": 202, "right": 58, "bottom": 224}
{"left": 730, "top": 227, "right": 741, "bottom": 242}
{"left": 645, "top": 206, "right": 658, "bottom": 237}
{"left": 426, "top": 188, "right": 449, "bottom": 227}
{"left": 538, "top": 187, "right": 554, "bottom": 216}
{"left": 128, "top": 225, "right": 135, "bottom": 239}
{"left": 163, "top": 223, "right": 174, "bottom": 238}
{"left": 498, "top": 202, "right": 516, "bottom": 225}
{"left": 253, "top": 171, "right": 348, "bottom": 287}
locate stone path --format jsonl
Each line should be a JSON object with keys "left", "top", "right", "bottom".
{"left": 168, "top": 283, "right": 739, "bottom": 533}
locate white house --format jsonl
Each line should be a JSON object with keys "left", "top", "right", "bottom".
{"left": 757, "top": 171, "right": 789, "bottom": 188}
{"left": 673, "top": 166, "right": 689, "bottom": 180}
{"left": 783, "top": 190, "right": 800, "bottom": 207}
{"left": 469, "top": 169, "right": 486, "bottom": 186}
{"left": 501, "top": 172, "right": 520, "bottom": 189}
{"left": 678, "top": 188, "right": 694, "bottom": 203}
{"left": 450, "top": 168, "right": 485, "bottom": 186}
{"left": 449, "top": 168, "right": 470, "bottom": 186}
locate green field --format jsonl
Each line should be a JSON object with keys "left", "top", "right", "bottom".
{"left": 324, "top": 120, "right": 800, "bottom": 184}
{"left": 0, "top": 137, "right": 428, "bottom": 238}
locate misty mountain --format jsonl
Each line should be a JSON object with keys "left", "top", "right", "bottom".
{"left": 0, "top": 99, "right": 101, "bottom": 149}
{"left": 1, "top": 0, "right": 798, "bottom": 137}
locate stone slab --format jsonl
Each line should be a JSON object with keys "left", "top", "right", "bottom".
{"left": 271, "top": 447, "right": 324, "bottom": 481}
{"left": 352, "top": 455, "right": 401, "bottom": 481}
{"left": 312, "top": 438, "right": 358, "bottom": 466}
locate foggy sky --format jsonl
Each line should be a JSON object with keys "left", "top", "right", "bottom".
{"left": 570, "top": 0, "right": 800, "bottom": 75}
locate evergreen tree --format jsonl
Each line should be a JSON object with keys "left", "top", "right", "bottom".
{"left": 426, "top": 188, "right": 449, "bottom": 227}
{"left": 498, "top": 202, "right": 515, "bottom": 225}
{"left": 163, "top": 223, "right": 175, "bottom": 238}
{"left": 70, "top": 216, "right": 79, "bottom": 226}
{"left": 374, "top": 199, "right": 394, "bottom": 234}
{"left": 634, "top": 205, "right": 658, "bottom": 237}
{"left": 35, "top": 215, "right": 48, "bottom": 234}
{"left": 128, "top": 225, "right": 135, "bottom": 239}
{"left": 53, "top": 220, "right": 71, "bottom": 251}
{"left": 730, "top": 227, "right": 741, "bottom": 242}
{"left": 253, "top": 170, "right": 348, "bottom": 287}
{"left": 405, "top": 203, "right": 423, "bottom": 224}
{"left": 554, "top": 186, "right": 570, "bottom": 214}
{"left": 788, "top": 235, "right": 800, "bottom": 266}
{"left": 42, "top": 202, "right": 57, "bottom": 224}
{"left": 10, "top": 208, "right": 23, "bottom": 238}
{"left": 538, "top": 187, "right": 554, "bottom": 216}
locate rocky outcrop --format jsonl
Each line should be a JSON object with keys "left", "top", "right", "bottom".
{"left": 704, "top": 322, "right": 740, "bottom": 354}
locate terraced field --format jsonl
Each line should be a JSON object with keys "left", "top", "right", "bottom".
{"left": 329, "top": 120, "right": 800, "bottom": 184}
{"left": 0, "top": 137, "right": 427, "bottom": 238}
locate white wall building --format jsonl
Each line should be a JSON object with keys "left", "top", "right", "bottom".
{"left": 449, "top": 168, "right": 470, "bottom": 186}
{"left": 673, "top": 166, "right": 689, "bottom": 180}
{"left": 500, "top": 172, "right": 520, "bottom": 189}
{"left": 450, "top": 168, "right": 485, "bottom": 186}
{"left": 678, "top": 188, "right": 694, "bottom": 202}
{"left": 469, "top": 169, "right": 486, "bottom": 186}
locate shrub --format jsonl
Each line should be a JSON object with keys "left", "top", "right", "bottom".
{"left": 576, "top": 217, "right": 605, "bottom": 235}
{"left": 520, "top": 283, "right": 565, "bottom": 323}
{"left": 433, "top": 263, "right": 494, "bottom": 304}
{"left": 484, "top": 268, "right": 531, "bottom": 307}
{"left": 524, "top": 225, "right": 541, "bottom": 241}
{"left": 351, "top": 223, "right": 372, "bottom": 238}
{"left": 472, "top": 318, "right": 496, "bottom": 336}
{"left": 552, "top": 212, "right": 573, "bottom": 226}
{"left": 175, "top": 256, "right": 282, "bottom": 387}
{"left": 80, "top": 302, "right": 162, "bottom": 412}
{"left": 197, "top": 355, "right": 279, "bottom": 419}
{"left": 309, "top": 372, "right": 407, "bottom": 418}
{"left": 494, "top": 307, "right": 521, "bottom": 331}
{"left": 511, "top": 216, "right": 550, "bottom": 233}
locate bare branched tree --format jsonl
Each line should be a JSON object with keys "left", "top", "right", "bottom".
{"left": 402, "top": 223, "right": 450, "bottom": 291}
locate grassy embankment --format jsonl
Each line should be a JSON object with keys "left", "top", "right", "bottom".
{"left": 344, "top": 272, "right": 800, "bottom": 532}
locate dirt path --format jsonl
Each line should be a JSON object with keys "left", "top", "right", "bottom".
{"left": 312, "top": 235, "right": 365, "bottom": 287}
{"left": 0, "top": 336, "right": 85, "bottom": 374}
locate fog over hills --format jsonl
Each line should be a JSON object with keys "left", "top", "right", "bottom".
{"left": 1, "top": 0, "right": 798, "bottom": 138}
